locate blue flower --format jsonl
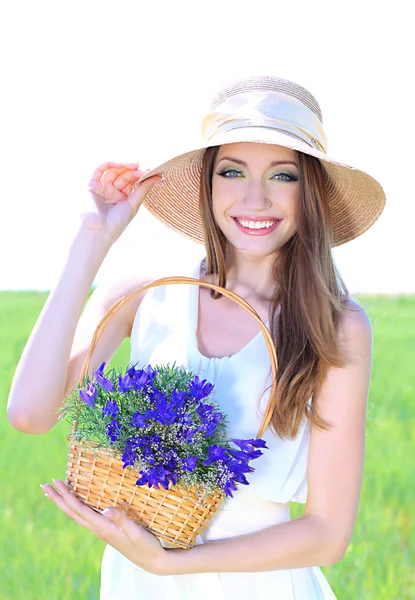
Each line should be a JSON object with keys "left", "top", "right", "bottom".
{"left": 94, "top": 364, "right": 115, "bottom": 392}
{"left": 154, "top": 394, "right": 176, "bottom": 426}
{"left": 102, "top": 400, "right": 118, "bottom": 418}
{"left": 131, "top": 413, "right": 145, "bottom": 427}
{"left": 127, "top": 365, "right": 137, "bottom": 378}
{"left": 195, "top": 406, "right": 222, "bottom": 437}
{"left": 125, "top": 435, "right": 142, "bottom": 450}
{"left": 147, "top": 386, "right": 165, "bottom": 403}
{"left": 122, "top": 434, "right": 159, "bottom": 468}
{"left": 162, "top": 449, "right": 180, "bottom": 475}
{"left": 206, "top": 414, "right": 223, "bottom": 437}
{"left": 122, "top": 444, "right": 137, "bottom": 468}
{"left": 106, "top": 418, "right": 121, "bottom": 443}
{"left": 223, "top": 438, "right": 268, "bottom": 464}
{"left": 132, "top": 365, "right": 157, "bottom": 391}
{"left": 131, "top": 370, "right": 149, "bottom": 391}
{"left": 223, "top": 479, "right": 239, "bottom": 498}
{"left": 182, "top": 456, "right": 198, "bottom": 473}
{"left": 131, "top": 412, "right": 146, "bottom": 428}
{"left": 178, "top": 427, "right": 197, "bottom": 443}
{"left": 137, "top": 464, "right": 172, "bottom": 490}
{"left": 227, "top": 448, "right": 251, "bottom": 461}
{"left": 178, "top": 413, "right": 193, "bottom": 426}
{"left": 246, "top": 449, "right": 264, "bottom": 460}
{"left": 171, "top": 388, "right": 186, "bottom": 411}
{"left": 232, "top": 471, "right": 249, "bottom": 485}
{"left": 189, "top": 376, "right": 214, "bottom": 400}
{"left": 124, "top": 433, "right": 162, "bottom": 459}
{"left": 78, "top": 383, "right": 97, "bottom": 408}
{"left": 118, "top": 373, "right": 134, "bottom": 393}
{"left": 215, "top": 459, "right": 251, "bottom": 498}
{"left": 202, "top": 444, "right": 229, "bottom": 466}
{"left": 197, "top": 403, "right": 214, "bottom": 419}
{"left": 226, "top": 458, "right": 252, "bottom": 476}
{"left": 136, "top": 470, "right": 153, "bottom": 488}
{"left": 231, "top": 438, "right": 269, "bottom": 451}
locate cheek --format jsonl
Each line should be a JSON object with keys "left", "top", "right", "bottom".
{"left": 291, "top": 194, "right": 300, "bottom": 221}
{"left": 211, "top": 182, "right": 234, "bottom": 221}
{"left": 275, "top": 187, "right": 300, "bottom": 218}
{"left": 292, "top": 189, "right": 301, "bottom": 222}
{"left": 287, "top": 191, "right": 300, "bottom": 235}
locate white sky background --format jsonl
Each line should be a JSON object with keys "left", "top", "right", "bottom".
{"left": 0, "top": 0, "right": 413, "bottom": 293}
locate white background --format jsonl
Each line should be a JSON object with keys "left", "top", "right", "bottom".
{"left": 1, "top": 0, "right": 413, "bottom": 293}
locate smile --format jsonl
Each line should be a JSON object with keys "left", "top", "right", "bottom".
{"left": 232, "top": 217, "right": 282, "bottom": 236}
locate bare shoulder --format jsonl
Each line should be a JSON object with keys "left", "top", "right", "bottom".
{"left": 338, "top": 297, "right": 373, "bottom": 363}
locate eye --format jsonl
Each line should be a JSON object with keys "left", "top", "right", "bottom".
{"left": 272, "top": 172, "right": 298, "bottom": 182}
{"left": 217, "top": 169, "right": 243, "bottom": 178}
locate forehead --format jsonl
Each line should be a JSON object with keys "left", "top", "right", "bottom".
{"left": 216, "top": 142, "right": 298, "bottom": 164}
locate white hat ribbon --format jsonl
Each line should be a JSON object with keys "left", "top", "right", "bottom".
{"left": 201, "top": 90, "right": 328, "bottom": 153}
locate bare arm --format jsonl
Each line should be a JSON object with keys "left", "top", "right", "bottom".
{"left": 160, "top": 299, "right": 373, "bottom": 574}
{"left": 7, "top": 163, "right": 162, "bottom": 434}
{"left": 7, "top": 228, "right": 111, "bottom": 433}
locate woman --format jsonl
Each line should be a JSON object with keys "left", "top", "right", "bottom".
{"left": 7, "top": 75, "right": 385, "bottom": 599}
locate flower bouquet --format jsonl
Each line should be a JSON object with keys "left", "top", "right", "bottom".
{"left": 63, "top": 361, "right": 268, "bottom": 549}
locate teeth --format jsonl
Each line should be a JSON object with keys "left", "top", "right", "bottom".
{"left": 237, "top": 219, "right": 279, "bottom": 229}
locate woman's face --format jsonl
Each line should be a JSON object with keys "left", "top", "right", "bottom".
{"left": 211, "top": 142, "right": 301, "bottom": 257}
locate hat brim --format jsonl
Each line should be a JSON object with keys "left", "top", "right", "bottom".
{"left": 139, "top": 127, "right": 386, "bottom": 247}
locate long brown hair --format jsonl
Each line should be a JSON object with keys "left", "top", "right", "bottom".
{"left": 199, "top": 145, "right": 350, "bottom": 439}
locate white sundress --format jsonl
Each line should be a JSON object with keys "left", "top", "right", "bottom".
{"left": 100, "top": 259, "right": 337, "bottom": 600}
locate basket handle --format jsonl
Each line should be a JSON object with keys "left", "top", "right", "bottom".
{"left": 79, "top": 276, "right": 278, "bottom": 439}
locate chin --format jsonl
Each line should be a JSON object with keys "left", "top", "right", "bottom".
{"left": 230, "top": 239, "right": 282, "bottom": 258}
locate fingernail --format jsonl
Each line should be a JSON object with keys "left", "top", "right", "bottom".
{"left": 154, "top": 177, "right": 166, "bottom": 186}
{"left": 102, "top": 508, "right": 113, "bottom": 517}
{"left": 44, "top": 493, "right": 50, "bottom": 499}
{"left": 52, "top": 478, "right": 57, "bottom": 484}
{"left": 40, "top": 484, "right": 45, "bottom": 490}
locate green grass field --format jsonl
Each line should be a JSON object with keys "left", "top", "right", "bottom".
{"left": 1, "top": 292, "right": 414, "bottom": 599}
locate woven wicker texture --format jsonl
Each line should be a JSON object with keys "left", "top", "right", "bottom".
{"left": 66, "top": 440, "right": 224, "bottom": 549}
{"left": 66, "top": 277, "right": 278, "bottom": 549}
{"left": 137, "top": 75, "right": 385, "bottom": 247}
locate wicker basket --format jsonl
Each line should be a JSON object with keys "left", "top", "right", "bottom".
{"left": 65, "top": 276, "right": 278, "bottom": 549}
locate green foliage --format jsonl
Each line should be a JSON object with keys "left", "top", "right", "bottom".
{"left": 1, "top": 291, "right": 414, "bottom": 599}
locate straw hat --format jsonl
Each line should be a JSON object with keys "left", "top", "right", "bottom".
{"left": 136, "top": 75, "right": 386, "bottom": 247}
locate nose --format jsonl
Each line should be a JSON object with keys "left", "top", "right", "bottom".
{"left": 243, "top": 180, "right": 272, "bottom": 211}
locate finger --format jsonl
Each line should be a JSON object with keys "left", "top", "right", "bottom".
{"left": 41, "top": 483, "right": 100, "bottom": 535}
{"left": 113, "top": 169, "right": 146, "bottom": 191}
{"left": 128, "top": 175, "right": 163, "bottom": 218}
{"left": 130, "top": 173, "right": 164, "bottom": 193}
{"left": 89, "top": 162, "right": 126, "bottom": 182}
{"left": 87, "top": 179, "right": 125, "bottom": 203}
{"left": 100, "top": 166, "right": 130, "bottom": 185}
{"left": 44, "top": 481, "right": 125, "bottom": 540}
{"left": 122, "top": 162, "right": 140, "bottom": 169}
{"left": 88, "top": 165, "right": 128, "bottom": 196}
{"left": 102, "top": 507, "right": 146, "bottom": 544}
{"left": 123, "top": 172, "right": 157, "bottom": 195}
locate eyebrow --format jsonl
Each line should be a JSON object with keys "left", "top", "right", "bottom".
{"left": 217, "top": 156, "right": 299, "bottom": 168}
